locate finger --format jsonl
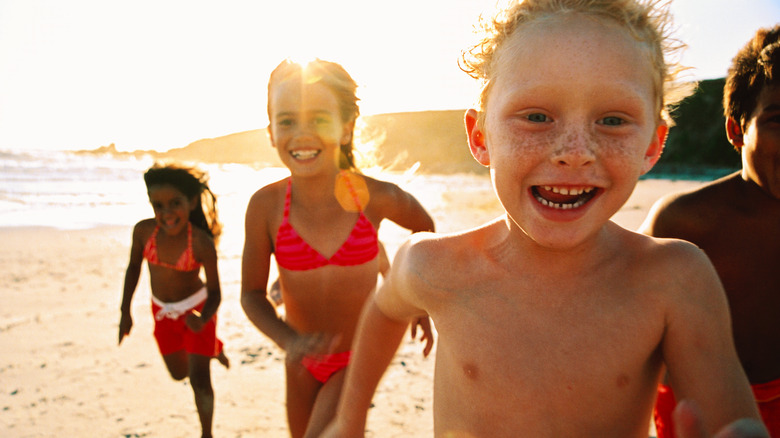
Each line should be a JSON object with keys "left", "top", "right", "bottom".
{"left": 713, "top": 419, "right": 769, "bottom": 438}
{"left": 423, "top": 338, "right": 433, "bottom": 357}
{"left": 674, "top": 400, "right": 707, "bottom": 438}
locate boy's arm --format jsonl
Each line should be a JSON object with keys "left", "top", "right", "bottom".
{"left": 661, "top": 242, "right": 765, "bottom": 435}
{"left": 324, "top": 241, "right": 428, "bottom": 437}
{"left": 327, "top": 297, "right": 410, "bottom": 436}
{"left": 674, "top": 400, "right": 769, "bottom": 438}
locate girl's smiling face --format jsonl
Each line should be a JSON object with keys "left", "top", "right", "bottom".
{"left": 468, "top": 14, "right": 667, "bottom": 250}
{"left": 268, "top": 80, "right": 353, "bottom": 177}
{"left": 148, "top": 184, "right": 195, "bottom": 235}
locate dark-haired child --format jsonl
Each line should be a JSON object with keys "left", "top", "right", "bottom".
{"left": 119, "top": 163, "right": 228, "bottom": 438}
{"left": 643, "top": 24, "right": 780, "bottom": 438}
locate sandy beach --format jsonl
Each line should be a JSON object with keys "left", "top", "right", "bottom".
{"left": 0, "top": 176, "right": 707, "bottom": 437}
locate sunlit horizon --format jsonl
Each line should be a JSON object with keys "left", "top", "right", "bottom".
{"left": 1, "top": 0, "right": 778, "bottom": 153}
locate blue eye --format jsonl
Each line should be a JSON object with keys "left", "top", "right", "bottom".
{"left": 600, "top": 116, "right": 624, "bottom": 126}
{"left": 527, "top": 113, "right": 550, "bottom": 123}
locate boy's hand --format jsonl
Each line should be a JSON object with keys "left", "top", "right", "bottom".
{"left": 118, "top": 312, "right": 133, "bottom": 345}
{"left": 674, "top": 400, "right": 769, "bottom": 438}
{"left": 411, "top": 316, "right": 434, "bottom": 357}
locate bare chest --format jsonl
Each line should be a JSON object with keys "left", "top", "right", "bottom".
{"left": 427, "top": 275, "right": 664, "bottom": 435}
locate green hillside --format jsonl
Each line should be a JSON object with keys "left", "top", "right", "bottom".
{"left": 652, "top": 78, "right": 741, "bottom": 177}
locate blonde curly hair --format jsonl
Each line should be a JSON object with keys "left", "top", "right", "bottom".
{"left": 459, "top": 0, "right": 695, "bottom": 127}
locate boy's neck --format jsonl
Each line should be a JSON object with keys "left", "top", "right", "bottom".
{"left": 501, "top": 217, "right": 622, "bottom": 273}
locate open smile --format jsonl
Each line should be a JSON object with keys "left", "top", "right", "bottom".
{"left": 290, "top": 149, "right": 321, "bottom": 160}
{"left": 532, "top": 185, "right": 598, "bottom": 210}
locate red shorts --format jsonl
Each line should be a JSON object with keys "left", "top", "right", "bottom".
{"left": 151, "top": 299, "right": 223, "bottom": 357}
{"left": 654, "top": 380, "right": 780, "bottom": 438}
{"left": 653, "top": 383, "right": 677, "bottom": 438}
{"left": 301, "top": 351, "right": 351, "bottom": 383}
{"left": 753, "top": 378, "right": 780, "bottom": 437}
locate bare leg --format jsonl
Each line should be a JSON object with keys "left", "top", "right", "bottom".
{"left": 303, "top": 369, "right": 347, "bottom": 438}
{"left": 189, "top": 353, "right": 214, "bottom": 438}
{"left": 215, "top": 349, "right": 230, "bottom": 369}
{"left": 162, "top": 350, "right": 189, "bottom": 381}
{"left": 285, "top": 359, "right": 321, "bottom": 438}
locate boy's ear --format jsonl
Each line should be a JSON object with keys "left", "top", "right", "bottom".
{"left": 465, "top": 109, "right": 490, "bottom": 167}
{"left": 725, "top": 117, "right": 745, "bottom": 149}
{"left": 641, "top": 123, "right": 668, "bottom": 175}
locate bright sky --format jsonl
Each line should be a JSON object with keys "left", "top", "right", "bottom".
{"left": 1, "top": 0, "right": 778, "bottom": 152}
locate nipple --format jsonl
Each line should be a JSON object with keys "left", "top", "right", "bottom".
{"left": 462, "top": 363, "right": 479, "bottom": 380}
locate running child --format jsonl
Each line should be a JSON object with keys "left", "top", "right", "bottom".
{"left": 240, "top": 58, "right": 435, "bottom": 438}
{"left": 322, "top": 1, "right": 767, "bottom": 437}
{"left": 642, "top": 24, "right": 780, "bottom": 438}
{"left": 119, "top": 163, "right": 228, "bottom": 438}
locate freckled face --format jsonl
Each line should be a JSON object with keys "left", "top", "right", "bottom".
{"left": 268, "top": 80, "right": 352, "bottom": 177}
{"left": 148, "top": 184, "right": 195, "bottom": 235}
{"left": 480, "top": 15, "right": 664, "bottom": 249}
{"left": 740, "top": 83, "right": 780, "bottom": 199}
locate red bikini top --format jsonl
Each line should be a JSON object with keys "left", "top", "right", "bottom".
{"left": 274, "top": 176, "right": 378, "bottom": 271}
{"left": 143, "top": 222, "right": 202, "bottom": 272}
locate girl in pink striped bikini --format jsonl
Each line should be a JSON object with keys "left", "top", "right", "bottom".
{"left": 241, "top": 58, "right": 435, "bottom": 438}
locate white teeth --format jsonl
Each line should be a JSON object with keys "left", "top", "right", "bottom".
{"left": 543, "top": 186, "right": 594, "bottom": 196}
{"left": 537, "top": 197, "right": 588, "bottom": 210}
{"left": 535, "top": 186, "right": 596, "bottom": 210}
{"left": 291, "top": 149, "right": 319, "bottom": 159}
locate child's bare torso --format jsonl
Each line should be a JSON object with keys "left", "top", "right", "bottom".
{"left": 138, "top": 219, "right": 206, "bottom": 303}
{"left": 653, "top": 174, "right": 780, "bottom": 384}
{"left": 411, "top": 219, "right": 669, "bottom": 437}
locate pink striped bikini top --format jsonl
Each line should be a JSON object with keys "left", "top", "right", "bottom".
{"left": 143, "top": 222, "right": 202, "bottom": 272}
{"left": 275, "top": 177, "right": 378, "bottom": 271}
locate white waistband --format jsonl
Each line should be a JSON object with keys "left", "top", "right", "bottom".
{"left": 152, "top": 287, "right": 207, "bottom": 321}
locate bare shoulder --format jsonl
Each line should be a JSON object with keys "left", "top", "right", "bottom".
{"left": 376, "top": 226, "right": 487, "bottom": 320}
{"left": 362, "top": 175, "right": 405, "bottom": 202}
{"left": 632, "top": 232, "right": 723, "bottom": 303}
{"left": 391, "top": 220, "right": 501, "bottom": 303}
{"left": 191, "top": 225, "right": 217, "bottom": 256}
{"left": 641, "top": 173, "right": 740, "bottom": 237}
{"left": 247, "top": 178, "right": 287, "bottom": 204}
{"left": 245, "top": 178, "right": 287, "bottom": 220}
{"left": 637, "top": 233, "right": 711, "bottom": 269}
{"left": 400, "top": 217, "right": 498, "bottom": 263}
{"left": 133, "top": 218, "right": 157, "bottom": 241}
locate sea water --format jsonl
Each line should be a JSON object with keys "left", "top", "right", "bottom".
{"left": 0, "top": 149, "right": 498, "bottom": 233}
